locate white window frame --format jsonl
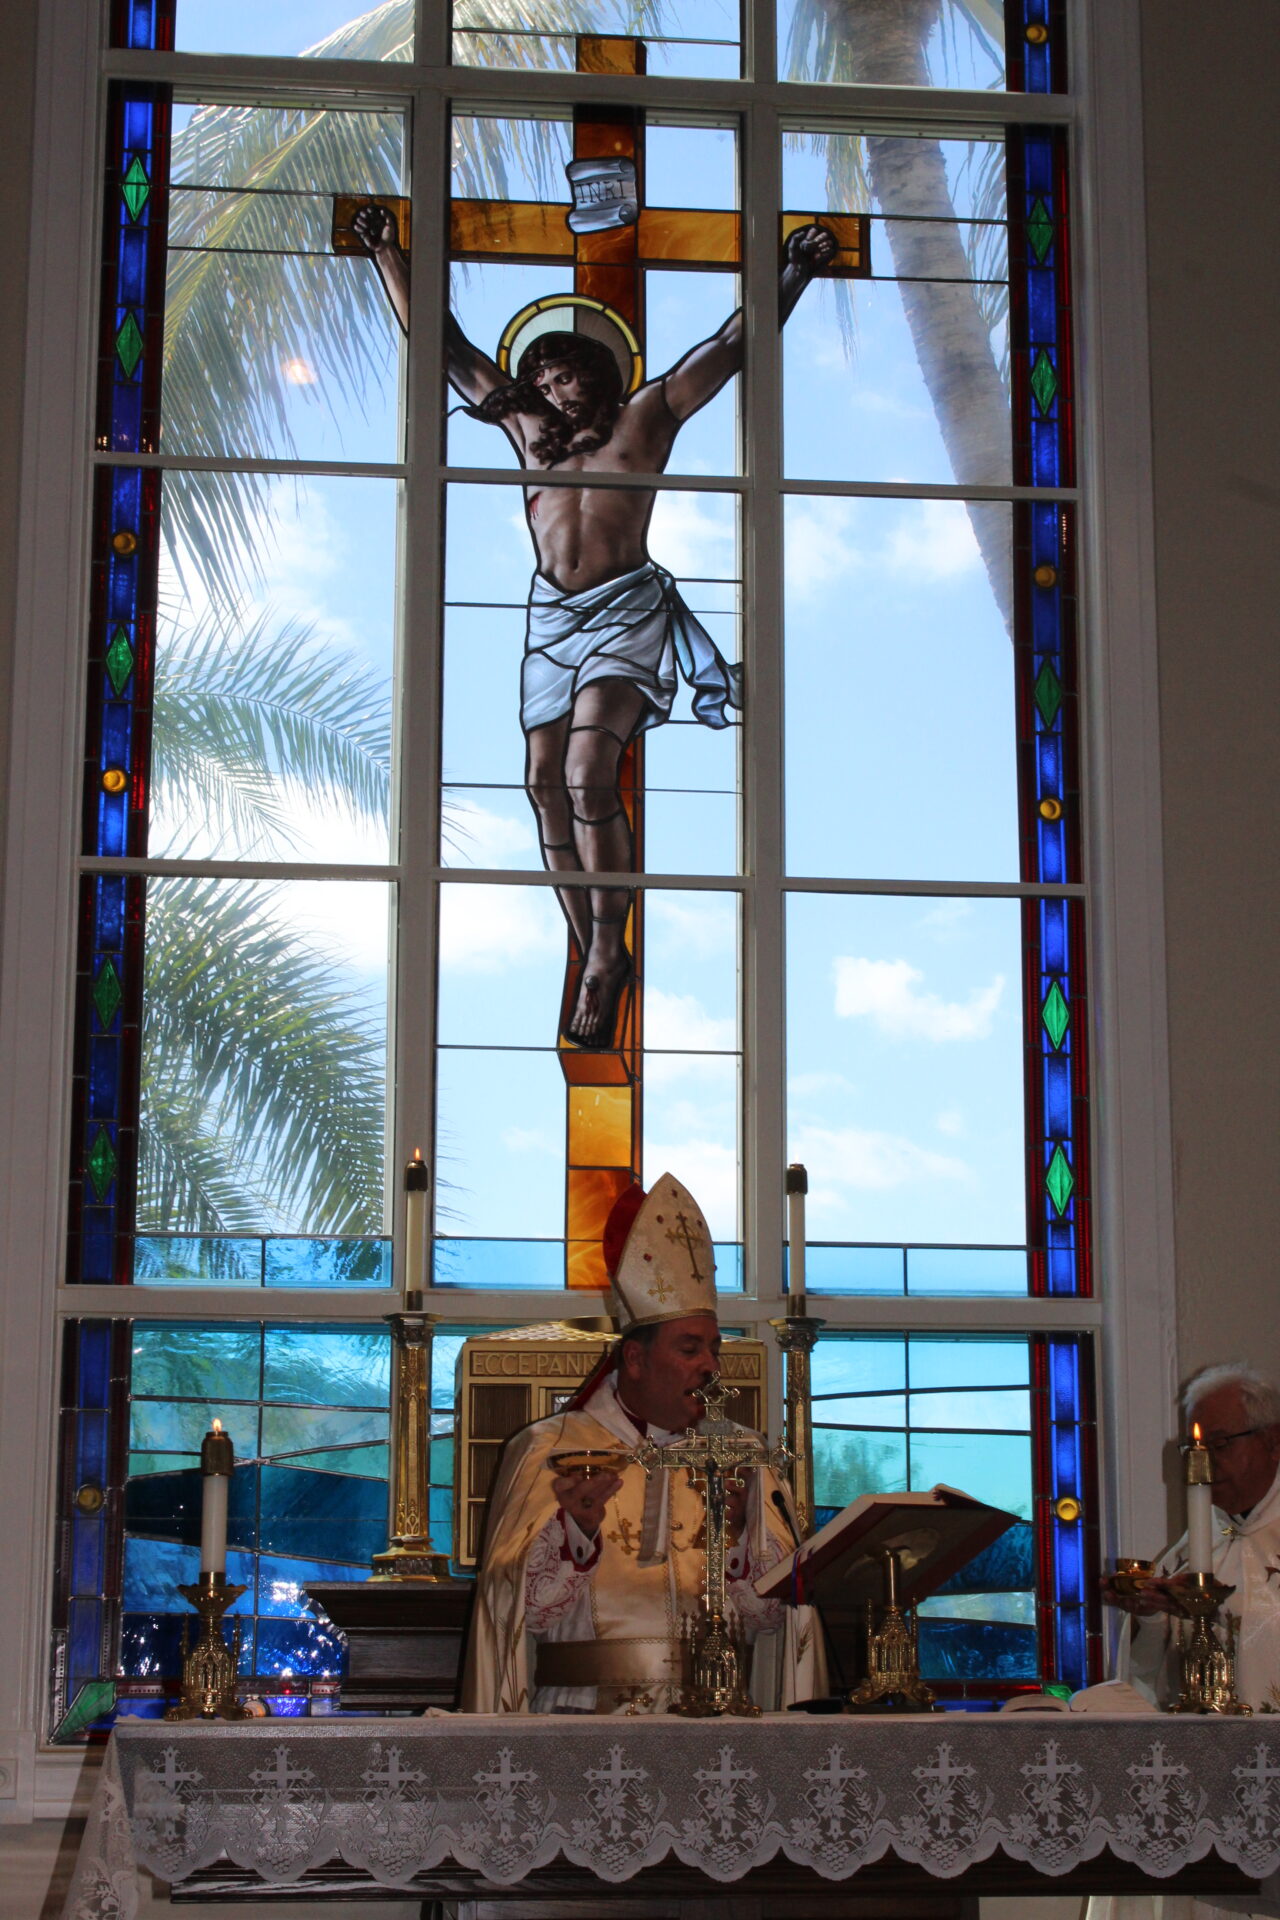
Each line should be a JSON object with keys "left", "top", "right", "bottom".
{"left": 0, "top": 0, "right": 1171, "bottom": 1815}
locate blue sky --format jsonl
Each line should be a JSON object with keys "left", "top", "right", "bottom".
{"left": 155, "top": 53, "right": 1026, "bottom": 1267}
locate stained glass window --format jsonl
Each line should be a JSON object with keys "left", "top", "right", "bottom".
{"left": 56, "top": 0, "right": 1098, "bottom": 1724}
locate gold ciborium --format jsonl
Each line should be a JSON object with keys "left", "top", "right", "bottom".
{"left": 165, "top": 1573, "right": 251, "bottom": 1721}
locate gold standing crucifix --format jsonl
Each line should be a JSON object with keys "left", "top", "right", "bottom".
{"left": 637, "top": 1372, "right": 791, "bottom": 1716}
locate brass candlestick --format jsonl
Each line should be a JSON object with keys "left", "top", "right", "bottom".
{"left": 165, "top": 1573, "right": 251, "bottom": 1721}
{"left": 371, "top": 1298, "right": 450, "bottom": 1579}
{"left": 770, "top": 1164, "right": 824, "bottom": 1540}
{"left": 846, "top": 1548, "right": 937, "bottom": 1713}
{"left": 1170, "top": 1571, "right": 1251, "bottom": 1715}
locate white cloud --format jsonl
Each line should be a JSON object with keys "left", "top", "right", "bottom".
{"left": 788, "top": 1069, "right": 855, "bottom": 1099}
{"left": 784, "top": 498, "right": 984, "bottom": 606}
{"left": 642, "top": 1138, "right": 738, "bottom": 1240}
{"left": 882, "top": 499, "right": 982, "bottom": 580}
{"left": 446, "top": 798, "right": 537, "bottom": 864}
{"left": 792, "top": 1122, "right": 972, "bottom": 1202}
{"left": 647, "top": 492, "right": 736, "bottom": 581}
{"left": 833, "top": 955, "right": 1004, "bottom": 1041}
{"left": 644, "top": 988, "right": 735, "bottom": 1053}
{"left": 935, "top": 1109, "right": 966, "bottom": 1138}
{"left": 646, "top": 892, "right": 736, "bottom": 959}
{"left": 915, "top": 899, "right": 975, "bottom": 941}
{"left": 785, "top": 498, "right": 861, "bottom": 599}
{"left": 502, "top": 1127, "right": 558, "bottom": 1157}
{"left": 438, "top": 885, "right": 563, "bottom": 974}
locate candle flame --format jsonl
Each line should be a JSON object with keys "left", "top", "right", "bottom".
{"left": 412, "top": 1147, "right": 423, "bottom": 1162}
{"left": 212, "top": 1418, "right": 223, "bottom": 1434}
{"left": 1192, "top": 1421, "right": 1202, "bottom": 1444}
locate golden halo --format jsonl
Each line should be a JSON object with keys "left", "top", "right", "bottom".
{"left": 498, "top": 295, "right": 643, "bottom": 395}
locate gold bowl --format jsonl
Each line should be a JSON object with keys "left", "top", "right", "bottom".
{"left": 549, "top": 1449, "right": 632, "bottom": 1477}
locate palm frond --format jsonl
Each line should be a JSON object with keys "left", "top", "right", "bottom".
{"left": 152, "top": 605, "right": 391, "bottom": 856}
{"left": 141, "top": 877, "right": 387, "bottom": 1234}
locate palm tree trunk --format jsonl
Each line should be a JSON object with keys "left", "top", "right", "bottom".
{"left": 819, "top": 0, "right": 1013, "bottom": 630}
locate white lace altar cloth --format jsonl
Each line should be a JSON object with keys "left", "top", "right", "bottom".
{"left": 62, "top": 1714, "right": 1280, "bottom": 1917}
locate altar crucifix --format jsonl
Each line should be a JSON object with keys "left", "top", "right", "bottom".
{"left": 636, "top": 1371, "right": 791, "bottom": 1716}
{"left": 340, "top": 39, "right": 866, "bottom": 1288}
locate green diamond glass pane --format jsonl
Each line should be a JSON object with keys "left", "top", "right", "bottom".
{"left": 1034, "top": 661, "right": 1062, "bottom": 729}
{"left": 1041, "top": 980, "right": 1070, "bottom": 1051}
{"left": 86, "top": 1127, "right": 118, "bottom": 1202}
{"left": 1045, "top": 1144, "right": 1074, "bottom": 1218}
{"left": 92, "top": 959, "right": 123, "bottom": 1031}
{"left": 121, "top": 155, "right": 150, "bottom": 222}
{"left": 1027, "top": 197, "right": 1053, "bottom": 264}
{"left": 105, "top": 626, "right": 134, "bottom": 697}
{"left": 1030, "top": 349, "right": 1059, "bottom": 416}
{"left": 115, "top": 312, "right": 144, "bottom": 380}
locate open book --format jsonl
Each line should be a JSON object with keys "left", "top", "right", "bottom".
{"left": 755, "top": 1483, "right": 1019, "bottom": 1612}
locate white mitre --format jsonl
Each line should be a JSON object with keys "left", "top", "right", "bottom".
{"left": 610, "top": 1172, "right": 717, "bottom": 1332}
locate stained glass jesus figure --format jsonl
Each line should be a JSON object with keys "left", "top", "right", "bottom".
{"left": 355, "top": 206, "right": 836, "bottom": 1048}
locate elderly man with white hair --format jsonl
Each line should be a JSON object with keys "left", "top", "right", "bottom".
{"left": 1090, "top": 1363, "right": 1280, "bottom": 1920}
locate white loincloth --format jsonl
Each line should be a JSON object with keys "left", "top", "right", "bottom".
{"left": 520, "top": 561, "right": 743, "bottom": 733}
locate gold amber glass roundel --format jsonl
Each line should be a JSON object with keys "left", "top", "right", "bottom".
{"left": 102, "top": 768, "right": 128, "bottom": 794}
{"left": 498, "top": 295, "right": 643, "bottom": 394}
{"left": 74, "top": 1483, "right": 105, "bottom": 1513}
{"left": 1033, "top": 563, "right": 1058, "bottom": 588}
{"left": 1054, "top": 1495, "right": 1082, "bottom": 1522}
{"left": 1025, "top": 22, "right": 1050, "bottom": 43}
{"left": 111, "top": 530, "right": 139, "bottom": 557}
{"left": 1039, "top": 796, "right": 1063, "bottom": 821}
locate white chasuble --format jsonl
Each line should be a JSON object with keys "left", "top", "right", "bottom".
{"left": 1088, "top": 1466, "right": 1280, "bottom": 1920}
{"left": 460, "top": 1375, "right": 826, "bottom": 1715}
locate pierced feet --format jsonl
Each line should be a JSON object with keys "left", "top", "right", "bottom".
{"left": 564, "top": 951, "right": 632, "bottom": 1050}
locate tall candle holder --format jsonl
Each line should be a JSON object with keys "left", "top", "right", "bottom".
{"left": 769, "top": 1165, "right": 824, "bottom": 1540}
{"left": 1170, "top": 1571, "right": 1251, "bottom": 1715}
{"left": 165, "top": 1573, "right": 251, "bottom": 1721}
{"left": 370, "top": 1154, "right": 450, "bottom": 1579}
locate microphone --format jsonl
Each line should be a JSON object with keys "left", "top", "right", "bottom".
{"left": 771, "top": 1487, "right": 803, "bottom": 1549}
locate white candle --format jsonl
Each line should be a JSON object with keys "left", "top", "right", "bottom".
{"left": 199, "top": 1419, "right": 233, "bottom": 1575}
{"left": 786, "top": 1163, "right": 808, "bottom": 1313}
{"left": 405, "top": 1149, "right": 429, "bottom": 1303}
{"left": 1185, "top": 1421, "right": 1214, "bottom": 1574}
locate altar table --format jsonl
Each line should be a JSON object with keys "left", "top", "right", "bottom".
{"left": 61, "top": 1713, "right": 1280, "bottom": 1916}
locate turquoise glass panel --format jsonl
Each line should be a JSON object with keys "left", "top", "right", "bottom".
{"left": 262, "top": 1326, "right": 390, "bottom": 1408}
{"left": 919, "top": 1620, "right": 1038, "bottom": 1681}
{"left": 133, "top": 1236, "right": 262, "bottom": 1285}
{"left": 265, "top": 1239, "right": 392, "bottom": 1288}
{"left": 283, "top": 1443, "right": 389, "bottom": 1477}
{"left": 123, "top": 1537, "right": 253, "bottom": 1612}
{"left": 433, "top": 1240, "right": 565, "bottom": 1290}
{"left": 909, "top": 1337, "right": 1029, "bottom": 1389}
{"left": 908, "top": 1387, "right": 1031, "bottom": 1431}
{"left": 257, "top": 1464, "right": 386, "bottom": 1562}
{"left": 257, "top": 1556, "right": 367, "bottom": 1618}
{"left": 936, "top": 1522, "right": 1034, "bottom": 1593}
{"left": 907, "top": 1247, "right": 1028, "bottom": 1294}
{"left": 810, "top": 1395, "right": 906, "bottom": 1427}
{"left": 813, "top": 1428, "right": 907, "bottom": 1508}
{"left": 909, "top": 1431, "right": 1032, "bottom": 1518}
{"left": 804, "top": 1246, "right": 904, "bottom": 1294}
{"left": 131, "top": 1324, "right": 261, "bottom": 1402}
{"left": 812, "top": 1336, "right": 905, "bottom": 1399}
{"left": 260, "top": 1405, "right": 389, "bottom": 1456}
{"left": 917, "top": 1591, "right": 1035, "bottom": 1626}
{"left": 129, "top": 1399, "right": 257, "bottom": 1457}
